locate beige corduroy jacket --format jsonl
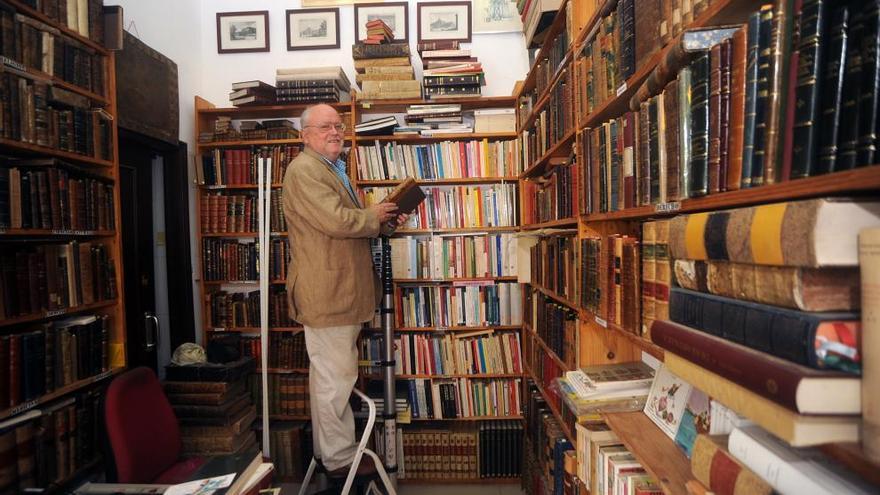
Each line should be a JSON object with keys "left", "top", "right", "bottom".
{"left": 282, "top": 148, "right": 384, "bottom": 327}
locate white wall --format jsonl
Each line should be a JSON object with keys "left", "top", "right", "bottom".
{"left": 104, "top": 0, "right": 530, "bottom": 344}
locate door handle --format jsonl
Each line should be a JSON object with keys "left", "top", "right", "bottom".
{"left": 144, "top": 312, "right": 160, "bottom": 351}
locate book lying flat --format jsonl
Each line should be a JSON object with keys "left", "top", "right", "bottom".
{"left": 381, "top": 177, "right": 426, "bottom": 215}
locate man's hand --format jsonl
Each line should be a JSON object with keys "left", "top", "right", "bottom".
{"left": 371, "top": 202, "right": 399, "bottom": 223}
{"left": 388, "top": 212, "right": 410, "bottom": 228}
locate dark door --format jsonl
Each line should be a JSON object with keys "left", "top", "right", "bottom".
{"left": 119, "top": 140, "right": 158, "bottom": 370}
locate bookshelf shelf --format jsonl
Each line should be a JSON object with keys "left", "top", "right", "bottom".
{"left": 257, "top": 368, "right": 308, "bottom": 374}
{"left": 0, "top": 299, "right": 118, "bottom": 329}
{"left": 208, "top": 326, "right": 303, "bottom": 333}
{"left": 524, "top": 363, "right": 573, "bottom": 443}
{"left": 602, "top": 411, "right": 691, "bottom": 495}
{"left": 197, "top": 101, "right": 351, "bottom": 119}
{"left": 0, "top": 137, "right": 114, "bottom": 168}
{"left": 532, "top": 283, "right": 579, "bottom": 312}
{"left": 397, "top": 226, "right": 520, "bottom": 234}
{"left": 355, "top": 96, "right": 517, "bottom": 113}
{"left": 526, "top": 324, "right": 571, "bottom": 373}
{"left": 407, "top": 415, "right": 525, "bottom": 423}
{"left": 393, "top": 276, "right": 518, "bottom": 283}
{"left": 200, "top": 232, "right": 288, "bottom": 238}
{"left": 263, "top": 414, "right": 311, "bottom": 421}
{"left": 391, "top": 373, "right": 523, "bottom": 379}
{"left": 519, "top": 129, "right": 577, "bottom": 179}
{"left": 8, "top": 0, "right": 110, "bottom": 55}
{"left": 47, "top": 73, "right": 110, "bottom": 105}
{"left": 581, "top": 166, "right": 880, "bottom": 222}
{"left": 198, "top": 138, "right": 305, "bottom": 148}
{"left": 356, "top": 132, "right": 517, "bottom": 143}
{"left": 392, "top": 325, "right": 522, "bottom": 332}
{"left": 0, "top": 229, "right": 116, "bottom": 238}
{"left": 398, "top": 477, "right": 520, "bottom": 484}
{"left": 0, "top": 367, "right": 122, "bottom": 422}
{"left": 198, "top": 183, "right": 284, "bottom": 190}
{"left": 518, "top": 55, "right": 573, "bottom": 135}
{"left": 356, "top": 177, "right": 519, "bottom": 186}
{"left": 521, "top": 218, "right": 578, "bottom": 230}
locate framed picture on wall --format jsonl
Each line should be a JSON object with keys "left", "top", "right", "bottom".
{"left": 286, "top": 8, "right": 340, "bottom": 50}
{"left": 417, "top": 1, "right": 472, "bottom": 43}
{"left": 473, "top": 0, "right": 522, "bottom": 33}
{"left": 354, "top": 2, "right": 408, "bottom": 43}
{"left": 216, "top": 11, "right": 270, "bottom": 53}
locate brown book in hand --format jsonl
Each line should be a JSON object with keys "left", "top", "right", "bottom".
{"left": 381, "top": 177, "right": 426, "bottom": 215}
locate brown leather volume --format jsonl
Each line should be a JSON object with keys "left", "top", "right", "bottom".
{"left": 708, "top": 44, "right": 723, "bottom": 194}
{"left": 634, "top": 0, "right": 664, "bottom": 68}
{"left": 663, "top": 79, "right": 681, "bottom": 201}
{"left": 727, "top": 27, "right": 747, "bottom": 191}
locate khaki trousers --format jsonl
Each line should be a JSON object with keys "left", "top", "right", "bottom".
{"left": 303, "top": 324, "right": 361, "bottom": 471}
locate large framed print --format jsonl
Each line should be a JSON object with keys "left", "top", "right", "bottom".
{"left": 354, "top": 2, "right": 409, "bottom": 43}
{"left": 473, "top": 0, "right": 522, "bottom": 33}
{"left": 216, "top": 11, "right": 270, "bottom": 53}
{"left": 286, "top": 8, "right": 340, "bottom": 50}
{"left": 417, "top": 1, "right": 472, "bottom": 44}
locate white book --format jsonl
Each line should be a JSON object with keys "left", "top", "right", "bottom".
{"left": 728, "top": 425, "right": 875, "bottom": 495}
{"left": 510, "top": 283, "right": 522, "bottom": 325}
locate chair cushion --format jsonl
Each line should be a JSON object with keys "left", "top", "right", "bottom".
{"left": 152, "top": 456, "right": 207, "bottom": 484}
{"left": 105, "top": 367, "right": 183, "bottom": 483}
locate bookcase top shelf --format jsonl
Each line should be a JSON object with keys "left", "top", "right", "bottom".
{"left": 8, "top": 0, "right": 110, "bottom": 55}
{"left": 602, "top": 411, "right": 692, "bottom": 495}
{"left": 0, "top": 137, "right": 115, "bottom": 168}
{"left": 581, "top": 166, "right": 880, "bottom": 223}
{"left": 517, "top": 56, "right": 572, "bottom": 134}
{"left": 518, "top": 0, "right": 575, "bottom": 97}
{"left": 356, "top": 132, "right": 517, "bottom": 143}
{"left": 356, "top": 177, "right": 519, "bottom": 187}
{"left": 355, "top": 96, "right": 517, "bottom": 113}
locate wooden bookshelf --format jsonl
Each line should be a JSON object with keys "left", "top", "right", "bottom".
{"left": 524, "top": 363, "right": 574, "bottom": 443}
{"left": 197, "top": 101, "right": 351, "bottom": 119}
{"left": 0, "top": 300, "right": 119, "bottom": 329}
{"left": 519, "top": 128, "right": 577, "bottom": 179}
{"left": 602, "top": 412, "right": 692, "bottom": 495}
{"left": 0, "top": 229, "right": 116, "bottom": 237}
{"left": 521, "top": 218, "right": 578, "bottom": 230}
{"left": 357, "top": 177, "right": 519, "bottom": 186}
{"left": 355, "top": 96, "right": 517, "bottom": 114}
{"left": 7, "top": 0, "right": 110, "bottom": 55}
{"left": 356, "top": 132, "right": 517, "bottom": 143}
{"left": 527, "top": 324, "right": 572, "bottom": 373}
{"left": 200, "top": 232, "right": 288, "bottom": 238}
{"left": 532, "top": 283, "right": 579, "bottom": 312}
{"left": 198, "top": 138, "right": 304, "bottom": 148}
{"left": 0, "top": 367, "right": 123, "bottom": 422}
{"left": 0, "top": 137, "right": 115, "bottom": 168}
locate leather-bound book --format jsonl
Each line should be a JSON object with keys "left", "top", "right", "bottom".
{"left": 856, "top": 1, "right": 880, "bottom": 167}
{"left": 689, "top": 52, "right": 711, "bottom": 196}
{"left": 638, "top": 103, "right": 651, "bottom": 206}
{"left": 750, "top": 5, "right": 775, "bottom": 187}
{"left": 690, "top": 434, "right": 773, "bottom": 495}
{"left": 678, "top": 67, "right": 693, "bottom": 198}
{"left": 763, "top": 0, "right": 797, "bottom": 185}
{"left": 709, "top": 43, "right": 723, "bottom": 194}
{"left": 648, "top": 97, "right": 662, "bottom": 203}
{"left": 634, "top": 0, "right": 663, "bottom": 68}
{"left": 817, "top": 5, "right": 849, "bottom": 174}
{"left": 728, "top": 27, "right": 748, "bottom": 191}
{"left": 836, "top": 5, "right": 865, "bottom": 171}
{"left": 791, "top": 0, "right": 828, "bottom": 178}
{"left": 381, "top": 177, "right": 426, "bottom": 215}
{"left": 618, "top": 0, "right": 636, "bottom": 81}
{"left": 719, "top": 38, "right": 732, "bottom": 190}
{"left": 622, "top": 112, "right": 637, "bottom": 209}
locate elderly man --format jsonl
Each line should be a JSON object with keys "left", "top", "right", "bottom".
{"left": 282, "top": 103, "right": 403, "bottom": 478}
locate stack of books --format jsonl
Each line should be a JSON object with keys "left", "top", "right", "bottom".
{"left": 418, "top": 41, "right": 484, "bottom": 99}
{"left": 354, "top": 116, "right": 398, "bottom": 135}
{"left": 353, "top": 20, "right": 420, "bottom": 100}
{"left": 398, "top": 104, "right": 471, "bottom": 135}
{"left": 275, "top": 66, "right": 352, "bottom": 104}
{"left": 164, "top": 376, "right": 258, "bottom": 456}
{"left": 229, "top": 80, "right": 276, "bottom": 107}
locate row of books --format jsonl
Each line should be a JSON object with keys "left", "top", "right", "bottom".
{"left": 362, "top": 183, "right": 519, "bottom": 230}
{"left": 395, "top": 282, "right": 523, "bottom": 328}
{"left": 355, "top": 139, "right": 522, "bottom": 181}
{"left": 388, "top": 233, "right": 518, "bottom": 280}
{"left": 199, "top": 191, "right": 286, "bottom": 234}
{"left": 0, "top": 314, "right": 107, "bottom": 408}
{"left": 197, "top": 145, "right": 301, "bottom": 187}
{"left": 1, "top": 5, "right": 105, "bottom": 94}
{"left": 0, "top": 389, "right": 103, "bottom": 493}
{"left": 200, "top": 238, "right": 289, "bottom": 282}
{"left": 0, "top": 71, "right": 113, "bottom": 160}
{"left": 199, "top": 117, "right": 306, "bottom": 143}
{"left": 519, "top": 68, "right": 575, "bottom": 169}
{"left": 528, "top": 294, "right": 578, "bottom": 372}
{"left": 420, "top": 44, "right": 485, "bottom": 100}
{"left": 245, "top": 372, "right": 310, "bottom": 418}
{"left": 522, "top": 380, "right": 578, "bottom": 495}
{"left": 521, "top": 152, "right": 579, "bottom": 224}
{"left": 402, "top": 377, "right": 522, "bottom": 420}
{"left": 14, "top": 0, "right": 106, "bottom": 43}
{"left": 207, "top": 288, "right": 297, "bottom": 329}
{"left": 523, "top": 332, "right": 563, "bottom": 411}
{"left": 263, "top": 420, "right": 311, "bottom": 481}
{"left": 581, "top": 234, "right": 642, "bottom": 334}
{"left": 530, "top": 234, "right": 579, "bottom": 303}
{"left": 233, "top": 332, "right": 308, "bottom": 370}
{"left": 0, "top": 159, "right": 115, "bottom": 231}
{"left": 370, "top": 330, "right": 523, "bottom": 377}
{"left": 0, "top": 241, "right": 116, "bottom": 318}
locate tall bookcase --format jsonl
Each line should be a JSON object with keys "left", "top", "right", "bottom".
{"left": 518, "top": 0, "right": 880, "bottom": 494}
{"left": 0, "top": 0, "right": 126, "bottom": 492}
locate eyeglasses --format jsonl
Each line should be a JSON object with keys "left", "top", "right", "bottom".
{"left": 305, "top": 123, "right": 346, "bottom": 133}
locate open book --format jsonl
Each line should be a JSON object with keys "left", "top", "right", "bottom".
{"left": 381, "top": 177, "right": 426, "bottom": 215}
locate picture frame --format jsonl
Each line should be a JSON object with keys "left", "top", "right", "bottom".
{"left": 354, "top": 2, "right": 409, "bottom": 43}
{"left": 286, "top": 8, "right": 340, "bottom": 50}
{"left": 473, "top": 0, "right": 522, "bottom": 33}
{"left": 417, "top": 1, "right": 472, "bottom": 43}
{"left": 216, "top": 11, "right": 270, "bottom": 54}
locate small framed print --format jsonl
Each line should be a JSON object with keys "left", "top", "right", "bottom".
{"left": 216, "top": 11, "right": 270, "bottom": 54}
{"left": 418, "top": 1, "right": 472, "bottom": 44}
{"left": 473, "top": 0, "right": 522, "bottom": 33}
{"left": 354, "top": 2, "right": 409, "bottom": 43}
{"left": 286, "top": 8, "right": 340, "bottom": 50}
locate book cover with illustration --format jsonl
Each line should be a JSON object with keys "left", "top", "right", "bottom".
{"left": 644, "top": 365, "right": 693, "bottom": 439}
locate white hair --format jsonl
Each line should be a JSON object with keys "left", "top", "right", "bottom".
{"left": 300, "top": 105, "right": 316, "bottom": 128}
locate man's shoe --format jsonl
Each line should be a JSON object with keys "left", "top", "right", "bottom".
{"left": 326, "top": 455, "right": 377, "bottom": 478}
